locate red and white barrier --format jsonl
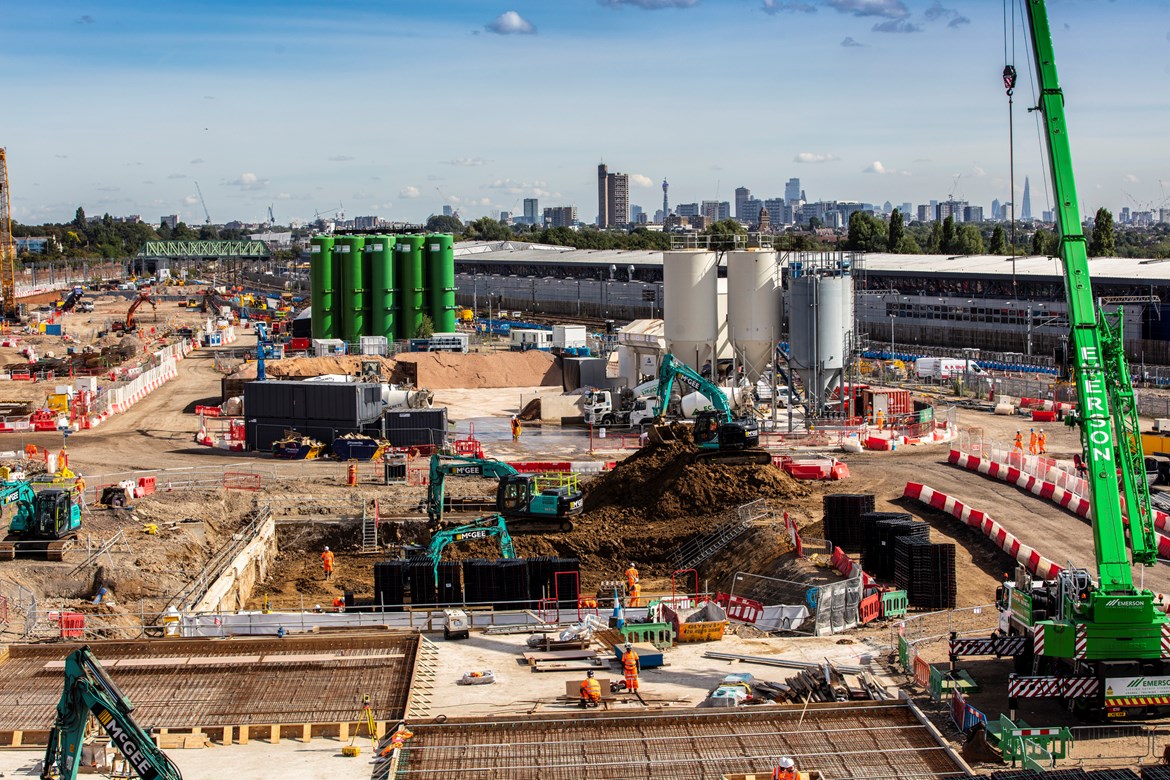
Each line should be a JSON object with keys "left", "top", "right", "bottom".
{"left": 902, "top": 481, "right": 1063, "bottom": 579}
{"left": 948, "top": 449, "right": 1170, "bottom": 560}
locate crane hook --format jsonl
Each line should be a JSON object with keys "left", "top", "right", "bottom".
{"left": 1002, "top": 64, "right": 1017, "bottom": 96}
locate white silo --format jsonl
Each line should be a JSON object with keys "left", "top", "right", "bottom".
{"left": 727, "top": 250, "right": 781, "bottom": 381}
{"left": 663, "top": 250, "right": 718, "bottom": 370}
{"left": 788, "top": 273, "right": 854, "bottom": 413}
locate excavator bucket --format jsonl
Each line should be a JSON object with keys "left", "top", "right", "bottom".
{"left": 646, "top": 423, "right": 677, "bottom": 445}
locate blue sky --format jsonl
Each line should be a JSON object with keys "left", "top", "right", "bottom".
{"left": 5, "top": 0, "right": 1169, "bottom": 226}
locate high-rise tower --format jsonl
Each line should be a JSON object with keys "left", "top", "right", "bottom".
{"left": 662, "top": 179, "right": 669, "bottom": 220}
{"left": 1021, "top": 176, "right": 1032, "bottom": 221}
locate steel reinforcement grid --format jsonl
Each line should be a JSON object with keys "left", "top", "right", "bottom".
{"left": 0, "top": 632, "right": 420, "bottom": 733}
{"left": 386, "top": 701, "right": 968, "bottom": 780}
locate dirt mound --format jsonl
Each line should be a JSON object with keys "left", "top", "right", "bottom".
{"left": 393, "top": 351, "right": 560, "bottom": 389}
{"left": 487, "top": 435, "right": 815, "bottom": 584}
{"left": 583, "top": 433, "right": 810, "bottom": 520}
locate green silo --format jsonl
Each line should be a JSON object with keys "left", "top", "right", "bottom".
{"left": 309, "top": 236, "right": 335, "bottom": 339}
{"left": 425, "top": 234, "right": 457, "bottom": 333}
{"left": 395, "top": 235, "right": 426, "bottom": 339}
{"left": 366, "top": 235, "right": 396, "bottom": 340}
{"left": 338, "top": 235, "right": 367, "bottom": 343}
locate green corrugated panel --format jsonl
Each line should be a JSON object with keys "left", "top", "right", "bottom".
{"left": 395, "top": 235, "right": 426, "bottom": 339}
{"left": 425, "top": 233, "right": 457, "bottom": 333}
{"left": 366, "top": 235, "right": 396, "bottom": 340}
{"left": 309, "top": 236, "right": 335, "bottom": 339}
{"left": 337, "top": 235, "right": 367, "bottom": 343}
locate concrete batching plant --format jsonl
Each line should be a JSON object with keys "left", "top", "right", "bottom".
{"left": 787, "top": 253, "right": 858, "bottom": 417}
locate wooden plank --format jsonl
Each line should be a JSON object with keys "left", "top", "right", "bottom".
{"left": 522, "top": 650, "right": 599, "bottom": 666}
{"left": 533, "top": 661, "right": 602, "bottom": 672}
{"left": 269, "top": 725, "right": 279, "bottom": 744}
{"left": 238, "top": 726, "right": 249, "bottom": 745}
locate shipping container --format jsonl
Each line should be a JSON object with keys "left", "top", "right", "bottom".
{"left": 244, "top": 381, "right": 383, "bottom": 424}
{"left": 382, "top": 408, "right": 448, "bottom": 448}
{"left": 861, "top": 387, "right": 913, "bottom": 417}
{"left": 552, "top": 324, "right": 587, "bottom": 350}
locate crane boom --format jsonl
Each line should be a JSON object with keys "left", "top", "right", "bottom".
{"left": 193, "top": 181, "right": 211, "bottom": 225}
{"left": 0, "top": 149, "right": 17, "bottom": 320}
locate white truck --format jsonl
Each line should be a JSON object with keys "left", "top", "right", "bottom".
{"left": 583, "top": 379, "right": 659, "bottom": 427}
{"left": 914, "top": 357, "right": 983, "bottom": 381}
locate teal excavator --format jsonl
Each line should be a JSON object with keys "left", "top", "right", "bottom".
{"left": 0, "top": 481, "right": 82, "bottom": 561}
{"left": 426, "top": 454, "right": 582, "bottom": 532}
{"left": 650, "top": 353, "right": 772, "bottom": 465}
{"left": 42, "top": 646, "right": 182, "bottom": 780}
{"left": 993, "top": 0, "right": 1170, "bottom": 719}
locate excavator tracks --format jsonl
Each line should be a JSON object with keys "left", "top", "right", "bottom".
{"left": 0, "top": 534, "right": 76, "bottom": 561}
{"left": 691, "top": 449, "right": 775, "bottom": 467}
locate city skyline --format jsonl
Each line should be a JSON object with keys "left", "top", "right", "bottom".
{"left": 5, "top": 0, "right": 1169, "bottom": 226}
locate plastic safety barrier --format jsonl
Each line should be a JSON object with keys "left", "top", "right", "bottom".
{"left": 859, "top": 593, "right": 882, "bottom": 624}
{"left": 881, "top": 590, "right": 908, "bottom": 618}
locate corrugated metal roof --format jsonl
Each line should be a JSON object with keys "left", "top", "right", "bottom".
{"left": 451, "top": 242, "right": 1170, "bottom": 281}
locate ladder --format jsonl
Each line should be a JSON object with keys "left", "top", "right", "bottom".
{"left": 669, "top": 517, "right": 753, "bottom": 571}
{"left": 361, "top": 501, "right": 379, "bottom": 552}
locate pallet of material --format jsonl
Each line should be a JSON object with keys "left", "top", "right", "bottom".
{"left": 522, "top": 650, "right": 599, "bottom": 666}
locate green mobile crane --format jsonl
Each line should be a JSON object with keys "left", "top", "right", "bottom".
{"left": 651, "top": 353, "right": 772, "bottom": 466}
{"left": 0, "top": 481, "right": 82, "bottom": 561}
{"left": 426, "top": 454, "right": 582, "bottom": 532}
{"left": 994, "top": 0, "right": 1170, "bottom": 719}
{"left": 42, "top": 646, "right": 183, "bottom": 780}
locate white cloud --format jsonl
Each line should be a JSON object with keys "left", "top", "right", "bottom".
{"left": 443, "top": 157, "right": 489, "bottom": 167}
{"left": 225, "top": 172, "right": 266, "bottom": 190}
{"left": 600, "top": 0, "right": 698, "bottom": 8}
{"left": 400, "top": 186, "right": 421, "bottom": 198}
{"left": 840, "top": 36, "right": 864, "bottom": 47}
{"left": 486, "top": 11, "right": 536, "bottom": 35}
{"left": 972, "top": 165, "right": 987, "bottom": 178}
{"left": 794, "top": 152, "right": 841, "bottom": 164}
{"left": 872, "top": 19, "right": 921, "bottom": 32}
{"left": 1123, "top": 173, "right": 1140, "bottom": 183}
{"left": 827, "top": 0, "right": 908, "bottom": 19}
{"left": 762, "top": 0, "right": 816, "bottom": 13}
{"left": 183, "top": 195, "right": 199, "bottom": 205}
{"left": 863, "top": 161, "right": 893, "bottom": 174}
{"left": 629, "top": 173, "right": 655, "bottom": 188}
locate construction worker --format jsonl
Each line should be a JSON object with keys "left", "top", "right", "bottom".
{"left": 624, "top": 562, "right": 639, "bottom": 593}
{"left": 579, "top": 670, "right": 602, "bottom": 708}
{"left": 510, "top": 415, "right": 522, "bottom": 441}
{"left": 1028, "top": 428, "right": 1038, "bottom": 455}
{"left": 629, "top": 579, "right": 642, "bottom": 608}
{"left": 321, "top": 546, "right": 335, "bottom": 580}
{"left": 332, "top": 596, "right": 345, "bottom": 612}
{"left": 1013, "top": 430, "right": 1024, "bottom": 453}
{"left": 772, "top": 756, "right": 798, "bottom": 780}
{"left": 621, "top": 642, "right": 640, "bottom": 693}
{"left": 875, "top": 409, "right": 884, "bottom": 430}
{"left": 1038, "top": 428, "right": 1047, "bottom": 455}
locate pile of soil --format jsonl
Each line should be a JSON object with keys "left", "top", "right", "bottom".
{"left": 229, "top": 351, "right": 561, "bottom": 390}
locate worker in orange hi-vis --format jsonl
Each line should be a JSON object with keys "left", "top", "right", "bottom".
{"left": 321, "top": 546, "right": 335, "bottom": 581}
{"left": 624, "top": 562, "right": 639, "bottom": 593}
{"left": 621, "top": 642, "right": 640, "bottom": 693}
{"left": 510, "top": 415, "right": 522, "bottom": 441}
{"left": 629, "top": 580, "right": 642, "bottom": 608}
{"left": 1013, "top": 430, "right": 1024, "bottom": 453}
{"left": 1038, "top": 428, "right": 1047, "bottom": 455}
{"left": 1028, "top": 428, "right": 1038, "bottom": 455}
{"left": 772, "top": 756, "right": 798, "bottom": 780}
{"left": 579, "top": 670, "right": 601, "bottom": 708}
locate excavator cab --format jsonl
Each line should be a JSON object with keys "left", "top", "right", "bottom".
{"left": 32, "top": 489, "right": 79, "bottom": 540}
{"left": 498, "top": 476, "right": 534, "bottom": 515}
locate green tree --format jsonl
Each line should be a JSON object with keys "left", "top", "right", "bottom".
{"left": 172, "top": 222, "right": 198, "bottom": 240}
{"left": 426, "top": 214, "right": 463, "bottom": 233}
{"left": 887, "top": 208, "right": 904, "bottom": 251}
{"left": 1089, "top": 207, "right": 1116, "bottom": 256}
{"left": 957, "top": 224, "right": 984, "bottom": 255}
{"left": 72, "top": 207, "right": 86, "bottom": 229}
{"left": 941, "top": 215, "right": 957, "bottom": 253}
{"left": 927, "top": 221, "right": 943, "bottom": 253}
{"left": 702, "top": 218, "right": 747, "bottom": 241}
{"left": 1032, "top": 228, "right": 1049, "bottom": 256}
{"left": 416, "top": 313, "right": 434, "bottom": 339}
{"left": 895, "top": 233, "right": 923, "bottom": 253}
{"left": 198, "top": 224, "right": 219, "bottom": 240}
{"left": 845, "top": 211, "right": 887, "bottom": 252}
{"left": 989, "top": 225, "right": 1008, "bottom": 254}
{"left": 463, "top": 217, "right": 511, "bottom": 242}
{"left": 807, "top": 216, "right": 823, "bottom": 230}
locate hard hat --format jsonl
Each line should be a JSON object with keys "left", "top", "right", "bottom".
{"left": 587, "top": 670, "right": 595, "bottom": 678}
{"left": 324, "top": 546, "right": 330, "bottom": 551}
{"left": 778, "top": 757, "right": 795, "bottom": 769}
{"left": 625, "top": 642, "right": 633, "bottom": 651}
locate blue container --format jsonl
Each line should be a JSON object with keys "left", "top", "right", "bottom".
{"left": 44, "top": 324, "right": 62, "bottom": 336}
